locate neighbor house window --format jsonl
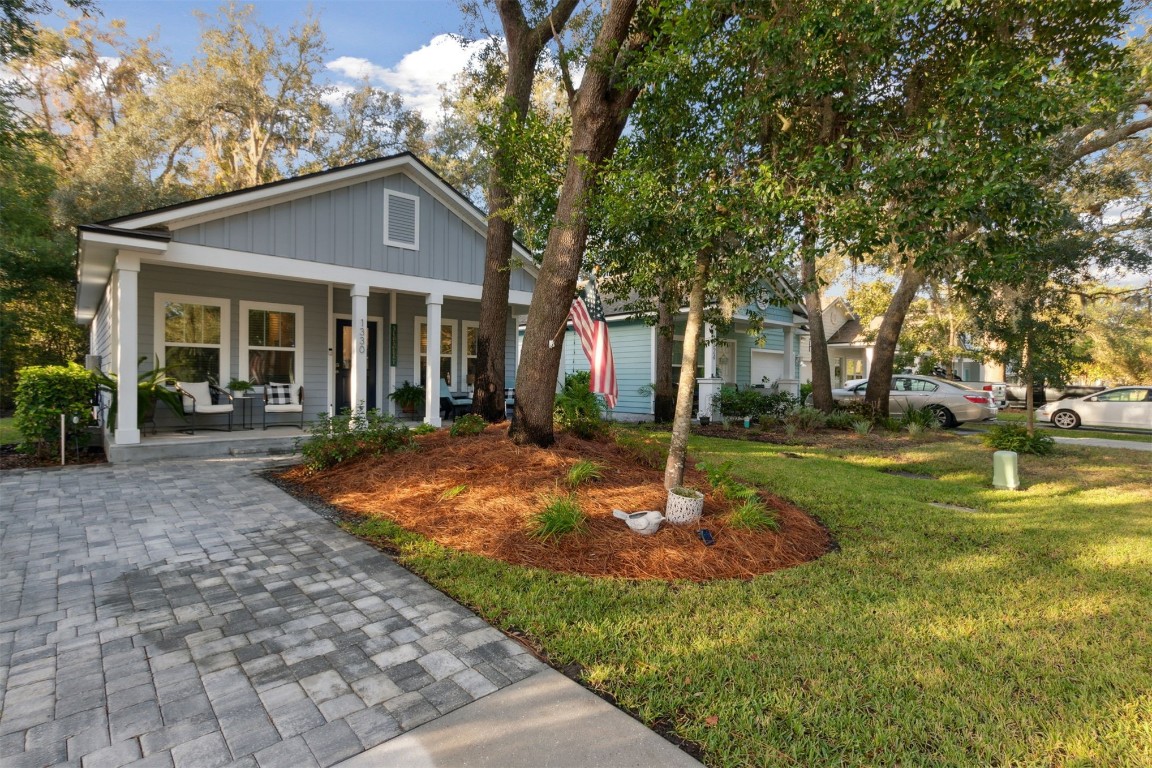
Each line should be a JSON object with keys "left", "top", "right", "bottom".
{"left": 155, "top": 294, "right": 229, "bottom": 383}
{"left": 241, "top": 301, "right": 303, "bottom": 386}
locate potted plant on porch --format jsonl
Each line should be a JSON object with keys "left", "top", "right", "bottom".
{"left": 388, "top": 381, "right": 425, "bottom": 416}
{"left": 93, "top": 356, "right": 185, "bottom": 432}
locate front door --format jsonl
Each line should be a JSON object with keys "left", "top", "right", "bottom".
{"left": 336, "top": 319, "right": 379, "bottom": 413}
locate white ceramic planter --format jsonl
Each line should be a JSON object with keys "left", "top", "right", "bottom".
{"left": 665, "top": 486, "right": 704, "bottom": 525}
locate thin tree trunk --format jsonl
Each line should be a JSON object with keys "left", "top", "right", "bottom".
{"left": 510, "top": 0, "right": 643, "bottom": 447}
{"left": 1023, "top": 335, "right": 1035, "bottom": 435}
{"left": 653, "top": 297, "right": 676, "bottom": 422}
{"left": 802, "top": 241, "right": 833, "bottom": 412}
{"left": 865, "top": 261, "right": 927, "bottom": 416}
{"left": 664, "top": 251, "right": 709, "bottom": 489}
{"left": 472, "top": 0, "right": 581, "bottom": 422}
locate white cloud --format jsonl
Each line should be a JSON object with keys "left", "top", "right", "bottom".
{"left": 327, "top": 34, "right": 489, "bottom": 124}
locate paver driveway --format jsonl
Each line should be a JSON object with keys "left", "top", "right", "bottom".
{"left": 0, "top": 458, "right": 543, "bottom": 768}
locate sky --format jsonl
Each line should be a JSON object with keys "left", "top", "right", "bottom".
{"left": 37, "top": 0, "right": 489, "bottom": 120}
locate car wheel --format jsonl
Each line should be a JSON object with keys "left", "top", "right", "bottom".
{"left": 928, "top": 405, "right": 956, "bottom": 429}
{"left": 1051, "top": 409, "right": 1080, "bottom": 430}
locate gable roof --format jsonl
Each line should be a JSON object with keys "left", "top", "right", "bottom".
{"left": 76, "top": 153, "right": 539, "bottom": 322}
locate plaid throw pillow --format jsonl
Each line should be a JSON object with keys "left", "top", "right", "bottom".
{"left": 267, "top": 383, "right": 292, "bottom": 405}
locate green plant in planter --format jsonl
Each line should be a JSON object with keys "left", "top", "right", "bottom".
{"left": 389, "top": 380, "right": 425, "bottom": 414}
{"left": 93, "top": 356, "right": 185, "bottom": 430}
{"left": 226, "top": 378, "right": 253, "bottom": 394}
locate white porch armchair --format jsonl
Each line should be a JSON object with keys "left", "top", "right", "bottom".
{"left": 174, "top": 381, "right": 234, "bottom": 434}
{"left": 263, "top": 383, "right": 304, "bottom": 429}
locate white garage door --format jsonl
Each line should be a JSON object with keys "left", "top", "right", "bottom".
{"left": 750, "top": 350, "right": 784, "bottom": 387}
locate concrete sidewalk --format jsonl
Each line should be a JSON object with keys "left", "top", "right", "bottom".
{"left": 0, "top": 457, "right": 701, "bottom": 768}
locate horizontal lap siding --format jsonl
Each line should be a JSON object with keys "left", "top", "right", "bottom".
{"left": 559, "top": 320, "right": 652, "bottom": 416}
{"left": 138, "top": 264, "right": 328, "bottom": 430}
{"left": 169, "top": 173, "right": 536, "bottom": 293}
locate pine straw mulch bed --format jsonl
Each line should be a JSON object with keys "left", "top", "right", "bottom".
{"left": 278, "top": 425, "right": 832, "bottom": 582}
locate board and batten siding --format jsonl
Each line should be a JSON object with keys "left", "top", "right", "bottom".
{"left": 138, "top": 264, "right": 328, "bottom": 429}
{"left": 170, "top": 172, "right": 535, "bottom": 294}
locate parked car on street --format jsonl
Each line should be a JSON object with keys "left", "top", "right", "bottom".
{"left": 1034, "top": 386, "right": 1152, "bottom": 430}
{"left": 809, "top": 375, "right": 997, "bottom": 428}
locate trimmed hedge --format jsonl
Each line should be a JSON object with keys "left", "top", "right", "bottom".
{"left": 14, "top": 364, "right": 96, "bottom": 456}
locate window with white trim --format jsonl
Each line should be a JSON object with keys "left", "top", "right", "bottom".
{"left": 415, "top": 317, "right": 458, "bottom": 389}
{"left": 241, "top": 301, "right": 303, "bottom": 387}
{"left": 155, "top": 294, "right": 229, "bottom": 383}
{"left": 384, "top": 190, "right": 419, "bottom": 250}
{"left": 463, "top": 321, "right": 479, "bottom": 387}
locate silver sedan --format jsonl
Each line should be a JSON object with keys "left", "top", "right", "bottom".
{"left": 819, "top": 375, "right": 998, "bottom": 428}
{"left": 1035, "top": 386, "right": 1152, "bottom": 430}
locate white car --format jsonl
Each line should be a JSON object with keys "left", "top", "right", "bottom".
{"left": 815, "top": 375, "right": 998, "bottom": 428}
{"left": 1035, "top": 386, "right": 1152, "bottom": 430}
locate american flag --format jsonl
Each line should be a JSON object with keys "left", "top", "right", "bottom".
{"left": 569, "top": 273, "right": 618, "bottom": 409}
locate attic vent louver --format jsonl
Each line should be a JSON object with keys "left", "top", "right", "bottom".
{"left": 385, "top": 191, "right": 419, "bottom": 250}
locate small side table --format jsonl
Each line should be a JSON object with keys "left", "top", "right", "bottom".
{"left": 233, "top": 396, "right": 257, "bottom": 430}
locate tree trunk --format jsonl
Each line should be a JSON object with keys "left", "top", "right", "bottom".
{"left": 472, "top": 0, "right": 581, "bottom": 423}
{"left": 1023, "top": 335, "right": 1035, "bottom": 435}
{"left": 664, "top": 251, "right": 709, "bottom": 489}
{"left": 653, "top": 298, "right": 676, "bottom": 422}
{"left": 509, "top": 0, "right": 642, "bottom": 447}
{"left": 802, "top": 246, "right": 834, "bottom": 413}
{"left": 864, "top": 261, "right": 927, "bottom": 416}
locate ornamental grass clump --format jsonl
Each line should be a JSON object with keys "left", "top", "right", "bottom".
{"left": 529, "top": 493, "right": 587, "bottom": 541}
{"left": 566, "top": 459, "right": 604, "bottom": 488}
{"left": 901, "top": 404, "right": 943, "bottom": 432}
{"left": 727, "top": 496, "right": 780, "bottom": 531}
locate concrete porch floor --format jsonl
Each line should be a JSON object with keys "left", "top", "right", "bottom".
{"left": 105, "top": 427, "right": 309, "bottom": 464}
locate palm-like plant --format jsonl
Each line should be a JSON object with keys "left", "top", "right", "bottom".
{"left": 93, "top": 356, "right": 185, "bottom": 429}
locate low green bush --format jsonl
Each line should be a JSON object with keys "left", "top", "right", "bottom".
{"left": 411, "top": 422, "right": 438, "bottom": 435}
{"left": 449, "top": 413, "right": 486, "bottom": 436}
{"left": 727, "top": 496, "right": 780, "bottom": 531}
{"left": 982, "top": 423, "right": 1056, "bottom": 455}
{"left": 14, "top": 364, "right": 96, "bottom": 457}
{"left": 300, "top": 409, "right": 414, "bottom": 471}
{"left": 529, "top": 493, "right": 586, "bottom": 540}
{"left": 825, "top": 411, "right": 858, "bottom": 430}
{"left": 713, "top": 388, "right": 799, "bottom": 422}
{"left": 554, "top": 372, "right": 604, "bottom": 439}
{"left": 852, "top": 419, "right": 874, "bottom": 435}
{"left": 784, "top": 407, "right": 827, "bottom": 432}
{"left": 901, "top": 404, "right": 943, "bottom": 431}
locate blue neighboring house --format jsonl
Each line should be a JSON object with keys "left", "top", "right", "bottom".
{"left": 531, "top": 293, "right": 808, "bottom": 420}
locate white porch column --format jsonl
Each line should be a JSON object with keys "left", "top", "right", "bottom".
{"left": 114, "top": 253, "right": 141, "bottom": 444}
{"left": 424, "top": 294, "right": 443, "bottom": 427}
{"left": 779, "top": 325, "right": 799, "bottom": 397}
{"left": 864, "top": 346, "right": 874, "bottom": 378}
{"left": 703, "top": 323, "right": 717, "bottom": 379}
{"left": 350, "top": 284, "right": 369, "bottom": 415}
{"left": 387, "top": 290, "right": 398, "bottom": 416}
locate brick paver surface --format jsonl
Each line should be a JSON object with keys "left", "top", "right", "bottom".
{"left": 0, "top": 458, "right": 543, "bottom": 768}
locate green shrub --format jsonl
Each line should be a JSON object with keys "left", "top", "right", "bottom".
{"left": 799, "top": 381, "right": 813, "bottom": 405}
{"left": 554, "top": 372, "right": 604, "bottom": 438}
{"left": 982, "top": 423, "right": 1055, "bottom": 456}
{"left": 449, "top": 413, "right": 486, "bottom": 436}
{"left": 300, "top": 409, "right": 414, "bottom": 471}
{"left": 529, "top": 494, "right": 586, "bottom": 540}
{"left": 566, "top": 459, "right": 604, "bottom": 488}
{"left": 852, "top": 419, "right": 874, "bottom": 435}
{"left": 784, "top": 407, "right": 827, "bottom": 432}
{"left": 825, "top": 411, "right": 859, "bottom": 430}
{"left": 14, "top": 364, "right": 96, "bottom": 456}
{"left": 411, "top": 422, "right": 438, "bottom": 435}
{"left": 836, "top": 400, "right": 882, "bottom": 421}
{"left": 761, "top": 390, "right": 800, "bottom": 419}
{"left": 727, "top": 496, "right": 780, "bottom": 531}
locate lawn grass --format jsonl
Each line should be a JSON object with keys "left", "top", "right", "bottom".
{"left": 342, "top": 431, "right": 1152, "bottom": 767}
{"left": 0, "top": 417, "right": 19, "bottom": 445}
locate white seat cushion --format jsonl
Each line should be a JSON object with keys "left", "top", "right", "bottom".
{"left": 193, "top": 404, "right": 234, "bottom": 414}
{"left": 265, "top": 404, "right": 302, "bottom": 413}
{"left": 177, "top": 381, "right": 213, "bottom": 411}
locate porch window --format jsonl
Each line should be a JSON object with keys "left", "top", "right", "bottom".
{"left": 241, "top": 301, "right": 303, "bottom": 387}
{"left": 155, "top": 294, "right": 229, "bottom": 383}
{"left": 416, "top": 319, "right": 456, "bottom": 388}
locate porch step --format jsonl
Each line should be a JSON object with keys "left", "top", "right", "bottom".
{"left": 105, "top": 430, "right": 306, "bottom": 464}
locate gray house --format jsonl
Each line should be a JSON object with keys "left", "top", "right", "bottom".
{"left": 76, "top": 152, "right": 536, "bottom": 453}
